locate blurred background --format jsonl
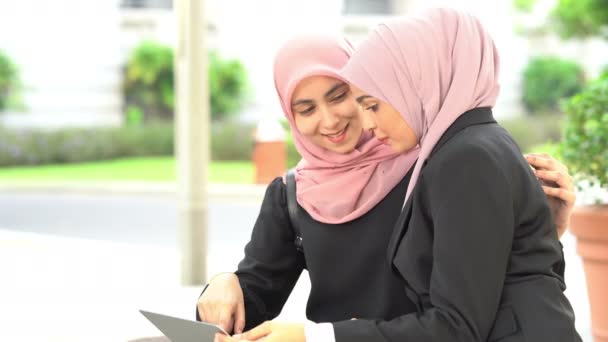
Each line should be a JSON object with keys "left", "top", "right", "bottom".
{"left": 0, "top": 0, "right": 606, "bottom": 340}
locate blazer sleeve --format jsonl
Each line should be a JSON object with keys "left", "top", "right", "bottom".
{"left": 333, "top": 144, "right": 515, "bottom": 342}
{"left": 195, "top": 178, "right": 305, "bottom": 329}
{"left": 234, "top": 177, "right": 306, "bottom": 329}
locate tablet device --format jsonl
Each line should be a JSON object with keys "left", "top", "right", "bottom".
{"left": 140, "top": 310, "right": 228, "bottom": 342}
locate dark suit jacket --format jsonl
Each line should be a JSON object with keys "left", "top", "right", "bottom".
{"left": 332, "top": 107, "right": 581, "bottom": 342}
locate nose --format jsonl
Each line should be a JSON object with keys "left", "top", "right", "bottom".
{"left": 319, "top": 106, "right": 340, "bottom": 129}
{"left": 358, "top": 108, "right": 377, "bottom": 132}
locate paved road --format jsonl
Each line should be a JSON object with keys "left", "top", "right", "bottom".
{"left": 0, "top": 191, "right": 260, "bottom": 250}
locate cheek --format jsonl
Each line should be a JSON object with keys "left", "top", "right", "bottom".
{"left": 357, "top": 109, "right": 374, "bottom": 126}
{"left": 374, "top": 113, "right": 391, "bottom": 133}
{"left": 294, "top": 115, "right": 318, "bottom": 136}
{"left": 333, "top": 101, "right": 358, "bottom": 119}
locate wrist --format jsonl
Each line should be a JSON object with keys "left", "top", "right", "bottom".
{"left": 208, "top": 272, "right": 236, "bottom": 284}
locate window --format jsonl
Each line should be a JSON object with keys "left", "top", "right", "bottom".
{"left": 343, "top": 0, "right": 394, "bottom": 15}
{"left": 120, "top": 0, "right": 172, "bottom": 9}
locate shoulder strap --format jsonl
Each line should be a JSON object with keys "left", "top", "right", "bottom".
{"left": 286, "top": 168, "right": 304, "bottom": 252}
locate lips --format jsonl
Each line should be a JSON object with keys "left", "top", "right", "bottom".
{"left": 323, "top": 125, "right": 348, "bottom": 144}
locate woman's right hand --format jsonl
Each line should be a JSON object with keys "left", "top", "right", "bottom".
{"left": 525, "top": 153, "right": 576, "bottom": 238}
{"left": 197, "top": 272, "right": 246, "bottom": 334}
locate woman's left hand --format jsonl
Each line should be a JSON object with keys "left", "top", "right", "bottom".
{"left": 215, "top": 321, "right": 306, "bottom": 342}
{"left": 525, "top": 153, "right": 576, "bottom": 238}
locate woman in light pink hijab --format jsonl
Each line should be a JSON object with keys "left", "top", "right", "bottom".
{"left": 200, "top": 35, "right": 422, "bottom": 339}
{"left": 230, "top": 7, "right": 581, "bottom": 342}
{"left": 273, "top": 35, "right": 418, "bottom": 224}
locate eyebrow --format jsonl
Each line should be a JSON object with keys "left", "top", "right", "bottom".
{"left": 356, "top": 95, "right": 373, "bottom": 104}
{"left": 292, "top": 99, "right": 314, "bottom": 107}
{"left": 324, "top": 82, "right": 347, "bottom": 98}
{"left": 291, "top": 83, "right": 347, "bottom": 107}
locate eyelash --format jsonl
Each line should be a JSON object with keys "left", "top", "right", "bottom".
{"left": 299, "top": 107, "right": 315, "bottom": 116}
{"left": 298, "top": 92, "right": 348, "bottom": 116}
{"left": 330, "top": 92, "right": 347, "bottom": 102}
{"left": 366, "top": 104, "right": 379, "bottom": 112}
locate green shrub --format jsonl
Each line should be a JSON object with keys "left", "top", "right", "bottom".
{"left": 499, "top": 114, "right": 564, "bottom": 153}
{"left": 561, "top": 76, "right": 608, "bottom": 198}
{"left": 550, "top": 0, "right": 608, "bottom": 39}
{"left": 210, "top": 120, "right": 255, "bottom": 161}
{"left": 0, "top": 120, "right": 268, "bottom": 167}
{"left": 209, "top": 52, "right": 249, "bottom": 122}
{"left": 123, "top": 41, "right": 249, "bottom": 122}
{"left": 0, "top": 50, "right": 22, "bottom": 111}
{"left": 0, "top": 123, "right": 174, "bottom": 167}
{"left": 123, "top": 41, "right": 174, "bottom": 121}
{"left": 513, "top": 0, "right": 536, "bottom": 12}
{"left": 600, "top": 65, "right": 608, "bottom": 80}
{"left": 522, "top": 56, "right": 585, "bottom": 114}
{"left": 125, "top": 105, "right": 145, "bottom": 127}
{"left": 112, "top": 122, "right": 174, "bottom": 156}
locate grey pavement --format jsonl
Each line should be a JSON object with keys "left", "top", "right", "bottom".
{"left": 0, "top": 186, "right": 594, "bottom": 341}
{"left": 0, "top": 190, "right": 258, "bottom": 249}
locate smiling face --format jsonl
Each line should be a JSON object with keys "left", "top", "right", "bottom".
{"left": 350, "top": 84, "right": 419, "bottom": 154}
{"left": 290, "top": 75, "right": 363, "bottom": 154}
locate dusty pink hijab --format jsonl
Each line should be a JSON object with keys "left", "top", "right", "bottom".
{"left": 340, "top": 8, "right": 501, "bottom": 203}
{"left": 274, "top": 35, "right": 419, "bottom": 224}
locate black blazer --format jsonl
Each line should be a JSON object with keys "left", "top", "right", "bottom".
{"left": 332, "top": 108, "right": 581, "bottom": 342}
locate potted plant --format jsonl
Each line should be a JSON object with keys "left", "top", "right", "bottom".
{"left": 561, "top": 74, "right": 608, "bottom": 342}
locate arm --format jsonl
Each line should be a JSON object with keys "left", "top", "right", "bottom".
{"left": 235, "top": 177, "right": 306, "bottom": 330}
{"left": 196, "top": 273, "right": 245, "bottom": 333}
{"left": 216, "top": 321, "right": 334, "bottom": 342}
{"left": 197, "top": 178, "right": 305, "bottom": 332}
{"left": 331, "top": 146, "right": 514, "bottom": 342}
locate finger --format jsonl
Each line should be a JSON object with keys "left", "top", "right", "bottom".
{"left": 525, "top": 154, "right": 556, "bottom": 171}
{"left": 215, "top": 333, "right": 233, "bottom": 342}
{"left": 218, "top": 309, "right": 235, "bottom": 335}
{"left": 203, "top": 301, "right": 222, "bottom": 326}
{"left": 197, "top": 300, "right": 206, "bottom": 321}
{"left": 201, "top": 303, "right": 215, "bottom": 324}
{"left": 525, "top": 153, "right": 550, "bottom": 159}
{"left": 234, "top": 300, "right": 246, "bottom": 334}
{"left": 241, "top": 321, "right": 272, "bottom": 341}
{"left": 231, "top": 334, "right": 256, "bottom": 342}
{"left": 542, "top": 186, "right": 576, "bottom": 204}
{"left": 536, "top": 170, "right": 572, "bottom": 191}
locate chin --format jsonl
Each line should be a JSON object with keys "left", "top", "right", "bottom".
{"left": 331, "top": 145, "right": 353, "bottom": 154}
{"left": 326, "top": 141, "right": 356, "bottom": 154}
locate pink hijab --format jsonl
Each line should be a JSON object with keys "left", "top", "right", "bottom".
{"left": 274, "top": 35, "right": 419, "bottom": 224}
{"left": 340, "top": 8, "right": 501, "bottom": 203}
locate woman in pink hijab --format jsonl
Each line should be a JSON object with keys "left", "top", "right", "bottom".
{"left": 228, "top": 7, "right": 581, "bottom": 342}
{"left": 199, "top": 35, "right": 422, "bottom": 339}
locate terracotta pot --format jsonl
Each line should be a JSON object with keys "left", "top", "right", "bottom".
{"left": 570, "top": 205, "right": 608, "bottom": 342}
{"left": 252, "top": 141, "right": 286, "bottom": 184}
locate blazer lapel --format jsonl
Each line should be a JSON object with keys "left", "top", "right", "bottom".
{"left": 387, "top": 188, "right": 415, "bottom": 263}
{"left": 386, "top": 107, "right": 497, "bottom": 264}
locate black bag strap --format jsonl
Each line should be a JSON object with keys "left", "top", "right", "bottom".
{"left": 286, "top": 168, "right": 304, "bottom": 253}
